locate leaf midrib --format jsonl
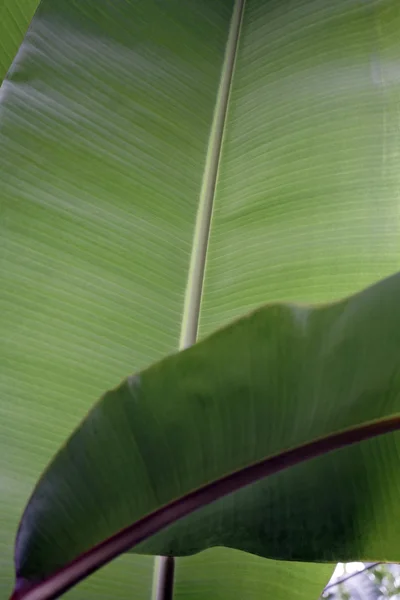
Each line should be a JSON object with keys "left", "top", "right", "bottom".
{"left": 154, "top": 1, "right": 246, "bottom": 599}
{"left": 179, "top": 0, "right": 246, "bottom": 349}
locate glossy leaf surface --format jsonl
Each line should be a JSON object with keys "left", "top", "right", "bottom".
{"left": 2, "top": 0, "right": 400, "bottom": 598}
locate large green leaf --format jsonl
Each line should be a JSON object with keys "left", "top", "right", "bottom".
{"left": 10, "top": 273, "right": 400, "bottom": 600}
{"left": 0, "top": 0, "right": 40, "bottom": 84}
{"left": 1, "top": 0, "right": 400, "bottom": 598}
{"left": 1, "top": 0, "right": 232, "bottom": 597}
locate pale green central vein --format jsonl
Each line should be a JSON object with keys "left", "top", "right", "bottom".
{"left": 179, "top": 0, "right": 246, "bottom": 349}
{"left": 152, "top": 1, "right": 246, "bottom": 598}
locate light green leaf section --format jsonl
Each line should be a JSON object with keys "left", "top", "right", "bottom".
{"left": 63, "top": 555, "right": 153, "bottom": 600}
{"left": 64, "top": 551, "right": 331, "bottom": 600}
{"left": 174, "top": 549, "right": 331, "bottom": 600}
{"left": 200, "top": 0, "right": 400, "bottom": 334}
{"left": 0, "top": 0, "right": 40, "bottom": 84}
{"left": 0, "top": 0, "right": 233, "bottom": 597}
{"left": 1, "top": 0, "right": 400, "bottom": 599}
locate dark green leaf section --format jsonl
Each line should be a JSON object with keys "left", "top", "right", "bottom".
{"left": 11, "top": 417, "right": 400, "bottom": 600}
{"left": 14, "top": 272, "right": 400, "bottom": 585}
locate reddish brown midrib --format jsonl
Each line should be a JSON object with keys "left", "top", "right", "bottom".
{"left": 11, "top": 415, "right": 400, "bottom": 600}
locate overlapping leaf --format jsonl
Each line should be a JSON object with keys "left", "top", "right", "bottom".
{"left": 11, "top": 273, "right": 400, "bottom": 599}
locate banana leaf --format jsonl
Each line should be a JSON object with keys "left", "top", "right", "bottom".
{"left": 1, "top": 0, "right": 400, "bottom": 599}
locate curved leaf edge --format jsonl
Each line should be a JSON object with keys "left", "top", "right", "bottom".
{"left": 10, "top": 414, "right": 400, "bottom": 600}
